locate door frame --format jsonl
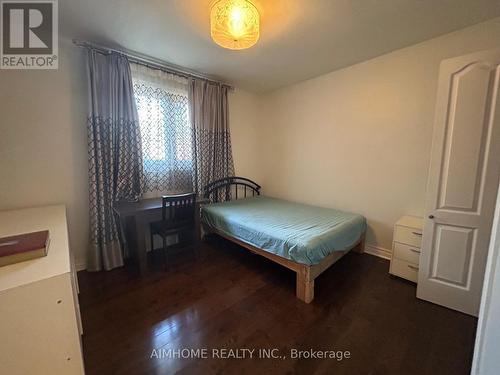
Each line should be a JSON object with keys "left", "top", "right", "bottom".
{"left": 471, "top": 180, "right": 500, "bottom": 374}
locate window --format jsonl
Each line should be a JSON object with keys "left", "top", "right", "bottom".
{"left": 131, "top": 64, "right": 193, "bottom": 193}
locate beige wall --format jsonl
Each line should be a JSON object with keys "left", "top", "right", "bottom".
{"left": 0, "top": 38, "right": 261, "bottom": 269}
{"left": 229, "top": 89, "right": 263, "bottom": 183}
{"left": 258, "top": 17, "right": 500, "bottom": 253}
{"left": 0, "top": 38, "right": 89, "bottom": 269}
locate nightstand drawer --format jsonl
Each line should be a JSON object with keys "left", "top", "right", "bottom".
{"left": 394, "top": 225, "right": 422, "bottom": 248}
{"left": 393, "top": 242, "right": 420, "bottom": 264}
{"left": 390, "top": 258, "right": 419, "bottom": 283}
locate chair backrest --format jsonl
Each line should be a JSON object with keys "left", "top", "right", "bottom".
{"left": 161, "top": 192, "right": 197, "bottom": 223}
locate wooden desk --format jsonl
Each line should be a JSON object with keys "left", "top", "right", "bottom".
{"left": 114, "top": 197, "right": 207, "bottom": 275}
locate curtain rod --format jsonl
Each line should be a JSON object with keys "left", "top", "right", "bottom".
{"left": 73, "top": 39, "right": 234, "bottom": 89}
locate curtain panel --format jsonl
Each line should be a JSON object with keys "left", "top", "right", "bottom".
{"left": 189, "top": 79, "right": 235, "bottom": 199}
{"left": 86, "top": 50, "right": 144, "bottom": 271}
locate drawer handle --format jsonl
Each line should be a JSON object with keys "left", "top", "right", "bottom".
{"left": 407, "top": 265, "right": 419, "bottom": 271}
{"left": 412, "top": 232, "right": 422, "bottom": 236}
{"left": 409, "top": 248, "right": 421, "bottom": 254}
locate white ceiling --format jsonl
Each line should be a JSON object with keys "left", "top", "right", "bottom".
{"left": 60, "top": 0, "right": 500, "bottom": 92}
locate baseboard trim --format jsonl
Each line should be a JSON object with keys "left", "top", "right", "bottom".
{"left": 74, "top": 244, "right": 392, "bottom": 270}
{"left": 364, "top": 244, "right": 392, "bottom": 260}
{"left": 75, "top": 260, "right": 87, "bottom": 271}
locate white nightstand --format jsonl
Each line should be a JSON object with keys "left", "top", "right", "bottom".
{"left": 389, "top": 215, "right": 424, "bottom": 283}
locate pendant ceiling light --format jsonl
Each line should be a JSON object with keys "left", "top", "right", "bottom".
{"left": 210, "top": 0, "right": 260, "bottom": 50}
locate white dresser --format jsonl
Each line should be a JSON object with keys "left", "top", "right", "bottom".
{"left": 389, "top": 216, "right": 424, "bottom": 283}
{"left": 0, "top": 205, "right": 84, "bottom": 375}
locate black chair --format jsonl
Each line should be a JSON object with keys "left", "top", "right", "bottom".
{"left": 150, "top": 192, "right": 197, "bottom": 269}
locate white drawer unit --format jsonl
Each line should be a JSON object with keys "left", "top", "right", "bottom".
{"left": 389, "top": 215, "right": 424, "bottom": 283}
{"left": 0, "top": 205, "right": 84, "bottom": 375}
{"left": 393, "top": 225, "right": 423, "bottom": 248}
{"left": 393, "top": 242, "right": 421, "bottom": 264}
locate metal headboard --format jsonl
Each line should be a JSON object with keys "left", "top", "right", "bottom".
{"left": 203, "top": 176, "right": 261, "bottom": 203}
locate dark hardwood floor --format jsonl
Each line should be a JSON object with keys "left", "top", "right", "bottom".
{"left": 78, "top": 236, "right": 477, "bottom": 375}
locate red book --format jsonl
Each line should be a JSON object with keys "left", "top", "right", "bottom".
{"left": 0, "top": 230, "right": 50, "bottom": 267}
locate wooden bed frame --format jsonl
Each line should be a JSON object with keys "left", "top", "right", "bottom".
{"left": 202, "top": 177, "right": 366, "bottom": 303}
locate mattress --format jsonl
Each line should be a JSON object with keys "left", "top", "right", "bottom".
{"left": 201, "top": 196, "right": 366, "bottom": 265}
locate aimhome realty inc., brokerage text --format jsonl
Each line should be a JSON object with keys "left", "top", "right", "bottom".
{"left": 151, "top": 347, "right": 351, "bottom": 361}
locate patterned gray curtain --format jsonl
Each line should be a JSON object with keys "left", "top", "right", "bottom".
{"left": 189, "top": 79, "right": 235, "bottom": 198}
{"left": 86, "top": 50, "right": 144, "bottom": 271}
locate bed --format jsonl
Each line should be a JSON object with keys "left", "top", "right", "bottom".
{"left": 201, "top": 177, "right": 367, "bottom": 303}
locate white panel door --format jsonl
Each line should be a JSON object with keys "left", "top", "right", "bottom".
{"left": 417, "top": 49, "right": 500, "bottom": 316}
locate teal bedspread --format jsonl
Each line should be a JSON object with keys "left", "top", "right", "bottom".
{"left": 201, "top": 196, "right": 366, "bottom": 265}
